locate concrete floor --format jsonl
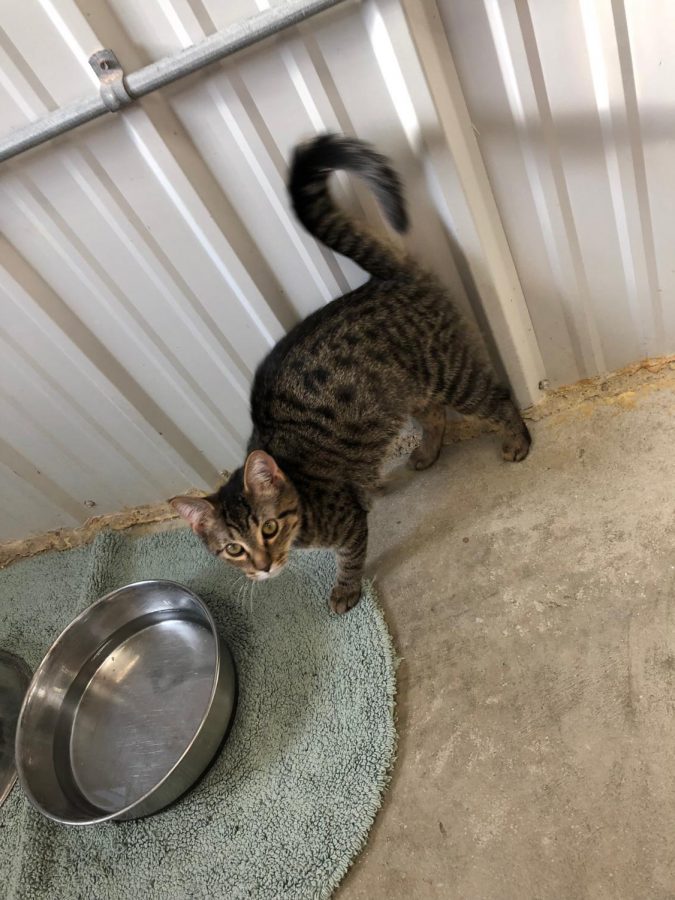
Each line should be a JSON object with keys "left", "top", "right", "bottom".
{"left": 339, "top": 380, "right": 675, "bottom": 900}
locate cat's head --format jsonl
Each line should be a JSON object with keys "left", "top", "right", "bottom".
{"left": 170, "top": 451, "right": 301, "bottom": 581}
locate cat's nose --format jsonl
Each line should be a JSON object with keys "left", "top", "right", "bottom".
{"left": 252, "top": 550, "right": 271, "bottom": 573}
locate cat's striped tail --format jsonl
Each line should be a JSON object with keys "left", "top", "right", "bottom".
{"left": 288, "top": 134, "right": 409, "bottom": 279}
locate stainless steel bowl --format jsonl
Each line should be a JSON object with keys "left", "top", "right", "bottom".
{"left": 0, "top": 650, "right": 31, "bottom": 807}
{"left": 16, "top": 580, "right": 236, "bottom": 825}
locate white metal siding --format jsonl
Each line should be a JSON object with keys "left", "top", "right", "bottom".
{"left": 441, "top": 0, "right": 673, "bottom": 386}
{"left": 0, "top": 0, "right": 496, "bottom": 541}
{"left": 2, "top": 0, "right": 669, "bottom": 543}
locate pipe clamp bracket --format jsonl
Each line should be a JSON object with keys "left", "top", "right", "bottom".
{"left": 89, "top": 49, "right": 133, "bottom": 112}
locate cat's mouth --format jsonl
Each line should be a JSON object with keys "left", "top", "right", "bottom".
{"left": 249, "top": 562, "right": 285, "bottom": 582}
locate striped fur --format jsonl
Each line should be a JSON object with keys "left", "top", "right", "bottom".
{"left": 171, "top": 134, "right": 531, "bottom": 614}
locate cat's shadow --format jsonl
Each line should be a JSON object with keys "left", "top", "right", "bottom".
{"left": 372, "top": 462, "right": 418, "bottom": 499}
{"left": 367, "top": 462, "right": 459, "bottom": 582}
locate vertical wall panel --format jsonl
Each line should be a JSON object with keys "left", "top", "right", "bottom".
{"left": 440, "top": 0, "right": 673, "bottom": 385}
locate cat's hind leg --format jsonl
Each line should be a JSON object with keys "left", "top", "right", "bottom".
{"left": 444, "top": 357, "right": 531, "bottom": 462}
{"left": 408, "top": 402, "right": 446, "bottom": 470}
{"left": 490, "top": 396, "right": 531, "bottom": 461}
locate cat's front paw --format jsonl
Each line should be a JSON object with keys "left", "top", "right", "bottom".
{"left": 330, "top": 584, "right": 362, "bottom": 615}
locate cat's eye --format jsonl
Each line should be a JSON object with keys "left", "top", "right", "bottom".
{"left": 261, "top": 519, "right": 278, "bottom": 538}
{"left": 224, "top": 542, "right": 244, "bottom": 557}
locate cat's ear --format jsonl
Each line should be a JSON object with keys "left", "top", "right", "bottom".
{"left": 169, "top": 496, "right": 217, "bottom": 534}
{"left": 244, "top": 450, "right": 285, "bottom": 496}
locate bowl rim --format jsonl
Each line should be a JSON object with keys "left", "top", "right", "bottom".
{"left": 15, "top": 578, "right": 223, "bottom": 825}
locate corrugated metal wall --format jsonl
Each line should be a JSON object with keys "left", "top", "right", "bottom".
{"left": 442, "top": 0, "right": 673, "bottom": 386}
{"left": 1, "top": 0, "right": 672, "bottom": 542}
{"left": 1, "top": 0, "right": 489, "bottom": 540}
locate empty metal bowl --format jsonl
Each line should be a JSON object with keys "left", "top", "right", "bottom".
{"left": 16, "top": 580, "right": 236, "bottom": 825}
{"left": 0, "top": 650, "right": 31, "bottom": 808}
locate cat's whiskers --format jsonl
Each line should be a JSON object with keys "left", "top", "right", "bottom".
{"left": 248, "top": 580, "right": 255, "bottom": 617}
{"left": 234, "top": 576, "right": 247, "bottom": 610}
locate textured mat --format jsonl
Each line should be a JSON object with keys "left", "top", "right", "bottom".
{"left": 0, "top": 528, "right": 396, "bottom": 899}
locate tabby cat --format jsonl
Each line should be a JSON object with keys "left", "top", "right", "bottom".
{"left": 170, "top": 135, "right": 531, "bottom": 613}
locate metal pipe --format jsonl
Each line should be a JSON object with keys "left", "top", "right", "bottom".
{"left": 0, "top": 0, "right": 350, "bottom": 164}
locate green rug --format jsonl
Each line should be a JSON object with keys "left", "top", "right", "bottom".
{"left": 0, "top": 529, "right": 397, "bottom": 900}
